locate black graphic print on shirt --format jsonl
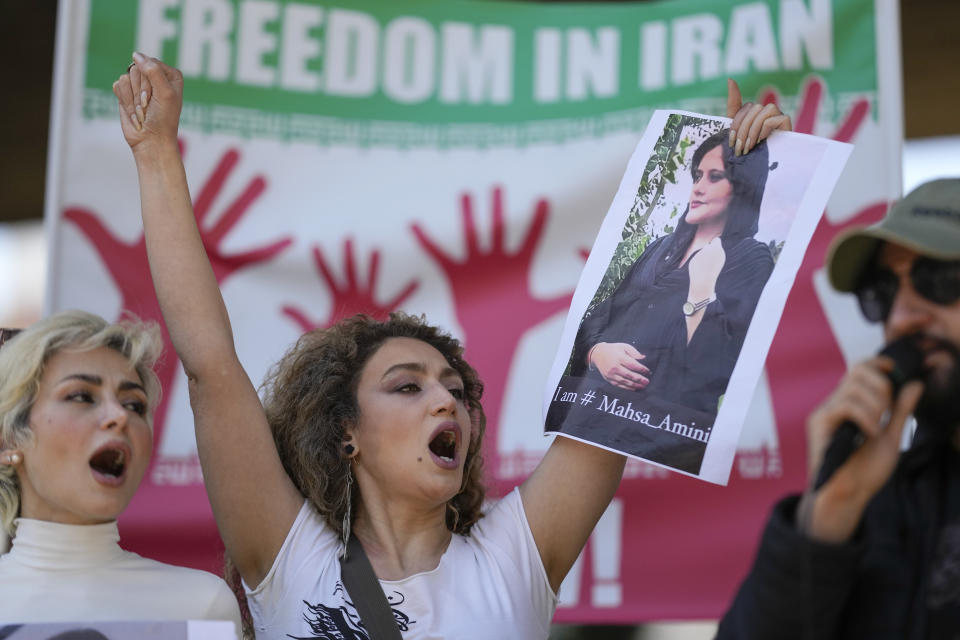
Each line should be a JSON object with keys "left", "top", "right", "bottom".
{"left": 288, "top": 582, "right": 416, "bottom": 639}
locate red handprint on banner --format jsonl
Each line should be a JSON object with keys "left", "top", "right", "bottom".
{"left": 412, "top": 187, "right": 573, "bottom": 445}
{"left": 759, "top": 80, "right": 871, "bottom": 145}
{"left": 282, "top": 238, "right": 419, "bottom": 331}
{"left": 63, "top": 141, "right": 293, "bottom": 457}
{"left": 744, "top": 78, "right": 887, "bottom": 482}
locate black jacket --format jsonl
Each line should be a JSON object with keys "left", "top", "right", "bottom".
{"left": 718, "top": 427, "right": 960, "bottom": 639}
{"left": 571, "top": 234, "right": 773, "bottom": 415}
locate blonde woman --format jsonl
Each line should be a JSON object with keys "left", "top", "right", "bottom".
{"left": 0, "top": 310, "right": 241, "bottom": 630}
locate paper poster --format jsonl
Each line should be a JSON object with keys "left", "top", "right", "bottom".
{"left": 544, "top": 111, "right": 852, "bottom": 484}
{"left": 0, "top": 621, "right": 235, "bottom": 640}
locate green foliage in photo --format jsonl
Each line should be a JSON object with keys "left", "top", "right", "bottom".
{"left": 586, "top": 114, "right": 720, "bottom": 314}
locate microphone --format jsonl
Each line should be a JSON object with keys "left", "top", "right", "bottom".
{"left": 813, "top": 335, "right": 926, "bottom": 490}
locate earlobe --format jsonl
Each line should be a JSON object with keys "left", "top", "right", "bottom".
{"left": 342, "top": 422, "right": 360, "bottom": 459}
{"left": 341, "top": 432, "right": 358, "bottom": 459}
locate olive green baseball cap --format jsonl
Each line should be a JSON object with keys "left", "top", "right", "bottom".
{"left": 827, "top": 178, "right": 960, "bottom": 292}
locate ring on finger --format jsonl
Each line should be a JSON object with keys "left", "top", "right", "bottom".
{"left": 126, "top": 61, "right": 135, "bottom": 73}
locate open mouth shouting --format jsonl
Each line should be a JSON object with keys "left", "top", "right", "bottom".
{"left": 428, "top": 423, "right": 462, "bottom": 470}
{"left": 88, "top": 442, "right": 131, "bottom": 487}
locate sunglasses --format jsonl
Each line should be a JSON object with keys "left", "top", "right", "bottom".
{"left": 855, "top": 256, "right": 960, "bottom": 323}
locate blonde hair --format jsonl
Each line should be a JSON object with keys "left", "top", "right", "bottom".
{"left": 0, "top": 310, "right": 162, "bottom": 535}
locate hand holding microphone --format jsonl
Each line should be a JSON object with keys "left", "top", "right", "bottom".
{"left": 813, "top": 336, "right": 925, "bottom": 490}
{"left": 799, "top": 336, "right": 926, "bottom": 543}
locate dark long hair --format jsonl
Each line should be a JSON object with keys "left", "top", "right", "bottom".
{"left": 663, "top": 128, "right": 770, "bottom": 269}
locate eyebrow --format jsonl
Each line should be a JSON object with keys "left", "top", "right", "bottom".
{"left": 380, "top": 362, "right": 462, "bottom": 382}
{"left": 58, "top": 373, "right": 146, "bottom": 393}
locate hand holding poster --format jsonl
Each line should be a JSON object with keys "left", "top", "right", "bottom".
{"left": 544, "top": 111, "right": 852, "bottom": 484}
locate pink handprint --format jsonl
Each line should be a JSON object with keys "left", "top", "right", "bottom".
{"left": 759, "top": 80, "right": 871, "bottom": 144}
{"left": 753, "top": 78, "right": 887, "bottom": 482}
{"left": 64, "top": 140, "right": 293, "bottom": 458}
{"left": 412, "top": 187, "right": 573, "bottom": 444}
{"left": 282, "top": 238, "right": 419, "bottom": 331}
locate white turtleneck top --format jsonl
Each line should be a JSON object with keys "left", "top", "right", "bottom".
{"left": 0, "top": 518, "right": 241, "bottom": 633}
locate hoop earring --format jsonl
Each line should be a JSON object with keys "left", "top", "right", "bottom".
{"left": 339, "top": 465, "right": 353, "bottom": 559}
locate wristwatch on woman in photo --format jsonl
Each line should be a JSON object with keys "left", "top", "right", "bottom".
{"left": 682, "top": 294, "right": 716, "bottom": 316}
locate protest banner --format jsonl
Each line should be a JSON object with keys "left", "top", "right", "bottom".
{"left": 45, "top": 0, "right": 901, "bottom": 620}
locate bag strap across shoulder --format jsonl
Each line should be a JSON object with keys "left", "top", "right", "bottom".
{"left": 339, "top": 533, "right": 404, "bottom": 640}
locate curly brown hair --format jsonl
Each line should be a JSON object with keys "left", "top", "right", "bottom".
{"left": 262, "top": 312, "right": 487, "bottom": 538}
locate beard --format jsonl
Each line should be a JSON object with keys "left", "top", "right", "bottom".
{"left": 912, "top": 335, "right": 960, "bottom": 435}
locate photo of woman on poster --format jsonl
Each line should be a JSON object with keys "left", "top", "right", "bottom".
{"left": 543, "top": 110, "right": 827, "bottom": 478}
{"left": 570, "top": 125, "right": 774, "bottom": 415}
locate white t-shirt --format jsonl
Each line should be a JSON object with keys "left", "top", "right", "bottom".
{"left": 0, "top": 518, "right": 242, "bottom": 633}
{"left": 245, "top": 487, "right": 557, "bottom": 639}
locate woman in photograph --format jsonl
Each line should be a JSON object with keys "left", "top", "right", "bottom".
{"left": 0, "top": 310, "right": 241, "bottom": 629}
{"left": 116, "top": 54, "right": 786, "bottom": 639}
{"left": 570, "top": 127, "right": 778, "bottom": 417}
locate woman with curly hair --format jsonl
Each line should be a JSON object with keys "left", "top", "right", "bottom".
{"left": 115, "top": 52, "right": 786, "bottom": 639}
{"left": 0, "top": 310, "right": 240, "bottom": 628}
